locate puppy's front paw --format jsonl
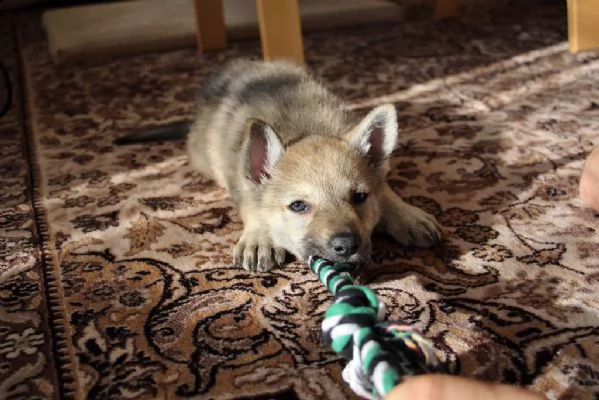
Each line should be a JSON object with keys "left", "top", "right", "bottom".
{"left": 233, "top": 230, "right": 286, "bottom": 272}
{"left": 385, "top": 204, "right": 442, "bottom": 248}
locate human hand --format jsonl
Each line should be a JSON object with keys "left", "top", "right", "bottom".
{"left": 384, "top": 375, "right": 546, "bottom": 400}
{"left": 580, "top": 146, "right": 599, "bottom": 212}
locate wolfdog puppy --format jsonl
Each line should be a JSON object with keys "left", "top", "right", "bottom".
{"left": 117, "top": 59, "right": 441, "bottom": 271}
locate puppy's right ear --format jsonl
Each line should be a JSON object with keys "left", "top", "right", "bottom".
{"left": 241, "top": 119, "right": 284, "bottom": 184}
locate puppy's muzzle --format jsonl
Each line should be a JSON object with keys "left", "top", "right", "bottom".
{"left": 329, "top": 232, "right": 360, "bottom": 259}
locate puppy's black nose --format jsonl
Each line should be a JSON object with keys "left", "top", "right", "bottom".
{"left": 330, "top": 233, "right": 360, "bottom": 258}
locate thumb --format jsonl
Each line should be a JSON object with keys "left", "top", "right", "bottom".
{"left": 384, "top": 375, "right": 546, "bottom": 400}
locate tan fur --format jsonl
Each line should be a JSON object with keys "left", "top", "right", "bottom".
{"left": 186, "top": 59, "right": 441, "bottom": 271}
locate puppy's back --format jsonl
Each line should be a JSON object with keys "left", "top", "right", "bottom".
{"left": 187, "top": 59, "right": 351, "bottom": 190}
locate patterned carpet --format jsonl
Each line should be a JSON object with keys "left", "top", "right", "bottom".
{"left": 1, "top": 1, "right": 599, "bottom": 399}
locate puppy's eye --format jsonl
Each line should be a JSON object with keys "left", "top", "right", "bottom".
{"left": 288, "top": 200, "right": 309, "bottom": 213}
{"left": 351, "top": 191, "right": 369, "bottom": 205}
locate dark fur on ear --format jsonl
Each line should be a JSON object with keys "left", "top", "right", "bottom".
{"left": 241, "top": 119, "right": 284, "bottom": 184}
{"left": 346, "top": 104, "right": 399, "bottom": 165}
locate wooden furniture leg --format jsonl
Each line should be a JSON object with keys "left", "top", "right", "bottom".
{"left": 193, "top": 0, "right": 227, "bottom": 52}
{"left": 256, "top": 0, "right": 305, "bottom": 64}
{"left": 434, "top": 0, "right": 459, "bottom": 19}
{"left": 568, "top": 0, "right": 599, "bottom": 53}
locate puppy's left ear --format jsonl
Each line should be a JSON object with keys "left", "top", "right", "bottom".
{"left": 346, "top": 104, "right": 398, "bottom": 165}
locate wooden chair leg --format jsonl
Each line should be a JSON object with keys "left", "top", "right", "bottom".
{"left": 568, "top": 0, "right": 599, "bottom": 53}
{"left": 434, "top": 0, "right": 459, "bottom": 19}
{"left": 193, "top": 0, "right": 227, "bottom": 53}
{"left": 255, "top": 0, "right": 304, "bottom": 64}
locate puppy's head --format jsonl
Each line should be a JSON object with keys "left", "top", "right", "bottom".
{"left": 240, "top": 104, "right": 398, "bottom": 263}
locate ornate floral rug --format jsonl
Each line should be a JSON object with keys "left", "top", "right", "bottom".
{"left": 1, "top": 1, "right": 598, "bottom": 399}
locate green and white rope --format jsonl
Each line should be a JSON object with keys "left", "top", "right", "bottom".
{"left": 308, "top": 256, "right": 442, "bottom": 399}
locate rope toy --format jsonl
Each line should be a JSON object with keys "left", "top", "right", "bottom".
{"left": 308, "top": 256, "right": 442, "bottom": 400}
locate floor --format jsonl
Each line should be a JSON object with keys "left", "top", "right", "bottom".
{"left": 1, "top": 1, "right": 598, "bottom": 399}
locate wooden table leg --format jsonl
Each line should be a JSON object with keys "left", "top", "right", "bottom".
{"left": 256, "top": 0, "right": 304, "bottom": 64}
{"left": 568, "top": 0, "right": 599, "bottom": 53}
{"left": 193, "top": 0, "right": 227, "bottom": 52}
{"left": 434, "top": 0, "right": 459, "bottom": 19}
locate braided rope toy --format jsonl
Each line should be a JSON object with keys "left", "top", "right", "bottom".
{"left": 308, "top": 256, "right": 442, "bottom": 399}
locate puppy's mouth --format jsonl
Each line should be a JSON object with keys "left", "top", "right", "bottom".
{"left": 301, "top": 241, "right": 371, "bottom": 265}
{"left": 327, "top": 252, "right": 367, "bottom": 263}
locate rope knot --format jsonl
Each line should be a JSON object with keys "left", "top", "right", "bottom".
{"left": 308, "top": 256, "right": 441, "bottom": 399}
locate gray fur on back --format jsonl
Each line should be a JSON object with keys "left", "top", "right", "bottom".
{"left": 186, "top": 59, "right": 355, "bottom": 199}
{"left": 201, "top": 59, "right": 351, "bottom": 144}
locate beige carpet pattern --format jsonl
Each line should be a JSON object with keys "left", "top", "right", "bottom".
{"left": 1, "top": 1, "right": 599, "bottom": 399}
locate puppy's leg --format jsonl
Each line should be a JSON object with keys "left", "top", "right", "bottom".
{"left": 233, "top": 203, "right": 286, "bottom": 272}
{"left": 378, "top": 184, "right": 442, "bottom": 247}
